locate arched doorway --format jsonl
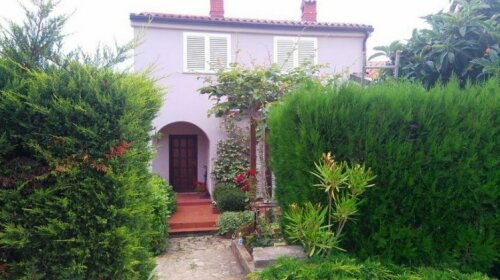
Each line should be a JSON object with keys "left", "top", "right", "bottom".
{"left": 152, "top": 122, "right": 210, "bottom": 193}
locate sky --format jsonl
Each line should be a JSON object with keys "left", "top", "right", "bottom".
{"left": 0, "top": 0, "right": 451, "bottom": 58}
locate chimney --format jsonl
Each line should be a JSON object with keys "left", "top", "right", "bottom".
{"left": 301, "top": 0, "right": 317, "bottom": 22}
{"left": 210, "top": 0, "right": 224, "bottom": 18}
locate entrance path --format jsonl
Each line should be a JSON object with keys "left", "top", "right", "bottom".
{"left": 156, "top": 234, "right": 245, "bottom": 280}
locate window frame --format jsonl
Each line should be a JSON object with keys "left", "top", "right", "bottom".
{"left": 183, "top": 32, "right": 231, "bottom": 73}
{"left": 273, "top": 36, "right": 318, "bottom": 70}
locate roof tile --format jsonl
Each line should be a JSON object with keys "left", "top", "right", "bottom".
{"left": 130, "top": 12, "right": 373, "bottom": 32}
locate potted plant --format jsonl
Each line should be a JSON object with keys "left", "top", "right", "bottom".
{"left": 194, "top": 181, "right": 209, "bottom": 198}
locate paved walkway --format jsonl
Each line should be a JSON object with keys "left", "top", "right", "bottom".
{"left": 156, "top": 234, "right": 245, "bottom": 280}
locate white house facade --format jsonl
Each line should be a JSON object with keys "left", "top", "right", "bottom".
{"left": 130, "top": 0, "right": 373, "bottom": 195}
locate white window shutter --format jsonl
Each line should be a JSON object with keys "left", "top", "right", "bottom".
{"left": 209, "top": 36, "right": 228, "bottom": 70}
{"left": 276, "top": 38, "right": 296, "bottom": 70}
{"left": 185, "top": 35, "right": 206, "bottom": 71}
{"left": 298, "top": 39, "right": 317, "bottom": 65}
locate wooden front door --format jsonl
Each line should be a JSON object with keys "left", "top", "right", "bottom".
{"left": 169, "top": 135, "right": 198, "bottom": 192}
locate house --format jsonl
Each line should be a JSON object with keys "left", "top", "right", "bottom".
{"left": 130, "top": 0, "right": 373, "bottom": 195}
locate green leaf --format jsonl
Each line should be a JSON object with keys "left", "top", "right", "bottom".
{"left": 448, "top": 52, "right": 455, "bottom": 64}
{"left": 459, "top": 26, "right": 467, "bottom": 37}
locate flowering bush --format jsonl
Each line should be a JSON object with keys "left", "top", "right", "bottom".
{"left": 211, "top": 116, "right": 249, "bottom": 185}
{"left": 235, "top": 169, "right": 257, "bottom": 200}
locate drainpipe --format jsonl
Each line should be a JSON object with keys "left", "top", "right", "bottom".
{"left": 361, "top": 31, "right": 369, "bottom": 86}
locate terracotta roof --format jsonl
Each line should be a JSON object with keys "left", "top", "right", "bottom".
{"left": 130, "top": 13, "right": 374, "bottom": 33}
{"left": 366, "top": 61, "right": 390, "bottom": 79}
{"left": 351, "top": 60, "right": 391, "bottom": 82}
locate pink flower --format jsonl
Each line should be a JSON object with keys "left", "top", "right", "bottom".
{"left": 241, "top": 185, "right": 248, "bottom": 192}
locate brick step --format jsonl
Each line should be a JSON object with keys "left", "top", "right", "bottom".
{"left": 169, "top": 220, "right": 217, "bottom": 230}
{"left": 177, "top": 200, "right": 212, "bottom": 206}
{"left": 168, "top": 193, "right": 219, "bottom": 234}
{"left": 169, "top": 226, "right": 218, "bottom": 234}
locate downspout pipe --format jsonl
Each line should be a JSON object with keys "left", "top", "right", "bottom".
{"left": 361, "top": 31, "right": 370, "bottom": 86}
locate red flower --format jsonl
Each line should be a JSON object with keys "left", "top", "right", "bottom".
{"left": 243, "top": 179, "right": 249, "bottom": 187}
{"left": 235, "top": 173, "right": 244, "bottom": 183}
{"left": 241, "top": 185, "right": 248, "bottom": 192}
{"left": 246, "top": 169, "right": 256, "bottom": 177}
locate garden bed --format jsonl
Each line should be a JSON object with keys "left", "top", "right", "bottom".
{"left": 230, "top": 201, "right": 306, "bottom": 273}
{"left": 230, "top": 239, "right": 305, "bottom": 273}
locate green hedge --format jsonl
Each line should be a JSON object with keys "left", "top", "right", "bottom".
{"left": 251, "top": 256, "right": 492, "bottom": 280}
{"left": 151, "top": 175, "right": 177, "bottom": 216}
{"left": 215, "top": 187, "right": 247, "bottom": 212}
{"left": 216, "top": 211, "right": 254, "bottom": 235}
{"left": 148, "top": 175, "right": 176, "bottom": 256}
{"left": 267, "top": 80, "right": 499, "bottom": 275}
{"left": 0, "top": 61, "right": 165, "bottom": 278}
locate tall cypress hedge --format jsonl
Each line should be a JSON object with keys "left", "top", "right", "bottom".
{"left": 268, "top": 79, "right": 499, "bottom": 275}
{"left": 0, "top": 60, "right": 166, "bottom": 279}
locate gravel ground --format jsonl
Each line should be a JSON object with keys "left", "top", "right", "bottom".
{"left": 155, "top": 234, "right": 245, "bottom": 280}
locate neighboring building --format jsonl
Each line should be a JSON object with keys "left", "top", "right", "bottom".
{"left": 350, "top": 60, "right": 391, "bottom": 83}
{"left": 130, "top": 0, "right": 373, "bottom": 195}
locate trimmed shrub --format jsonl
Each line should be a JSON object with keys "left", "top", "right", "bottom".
{"left": 268, "top": 80, "right": 499, "bottom": 274}
{"left": 166, "top": 184, "right": 177, "bottom": 215}
{"left": 213, "top": 185, "right": 237, "bottom": 201}
{"left": 148, "top": 176, "right": 176, "bottom": 255}
{"left": 251, "top": 256, "right": 492, "bottom": 280}
{"left": 151, "top": 175, "right": 176, "bottom": 215}
{"left": 217, "top": 211, "right": 254, "bottom": 235}
{"left": 0, "top": 62, "right": 163, "bottom": 278}
{"left": 215, "top": 188, "right": 247, "bottom": 212}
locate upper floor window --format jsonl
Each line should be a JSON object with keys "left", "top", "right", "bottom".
{"left": 274, "top": 37, "right": 317, "bottom": 70}
{"left": 183, "top": 32, "right": 230, "bottom": 73}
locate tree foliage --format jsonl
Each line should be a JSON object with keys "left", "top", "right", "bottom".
{"left": 368, "top": 40, "right": 404, "bottom": 61}
{"left": 0, "top": 0, "right": 67, "bottom": 70}
{"left": 372, "top": 0, "right": 499, "bottom": 86}
{"left": 199, "top": 62, "right": 330, "bottom": 120}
